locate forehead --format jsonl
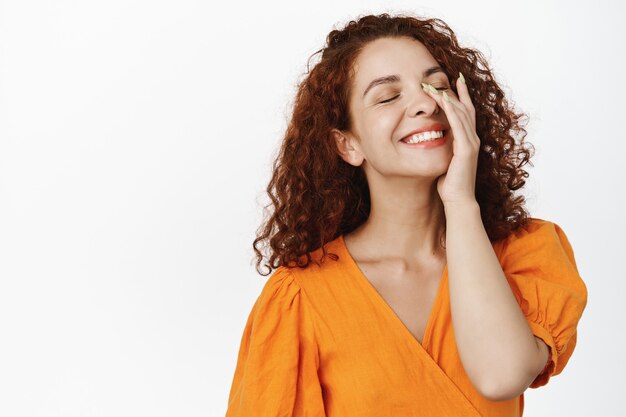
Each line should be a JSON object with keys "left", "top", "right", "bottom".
{"left": 352, "top": 37, "right": 440, "bottom": 88}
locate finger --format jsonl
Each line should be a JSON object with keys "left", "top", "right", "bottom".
{"left": 455, "top": 74, "right": 476, "bottom": 123}
{"left": 424, "top": 85, "right": 474, "bottom": 142}
{"left": 440, "top": 86, "right": 473, "bottom": 128}
{"left": 423, "top": 85, "right": 475, "bottom": 152}
{"left": 442, "top": 89, "right": 474, "bottom": 130}
{"left": 443, "top": 88, "right": 480, "bottom": 146}
{"left": 441, "top": 91, "right": 480, "bottom": 151}
{"left": 424, "top": 83, "right": 472, "bottom": 128}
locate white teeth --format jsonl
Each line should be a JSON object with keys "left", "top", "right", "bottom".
{"left": 403, "top": 130, "right": 444, "bottom": 144}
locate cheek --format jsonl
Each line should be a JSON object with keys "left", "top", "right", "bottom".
{"left": 364, "top": 111, "right": 400, "bottom": 137}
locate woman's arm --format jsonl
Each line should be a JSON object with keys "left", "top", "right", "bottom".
{"left": 444, "top": 201, "right": 549, "bottom": 401}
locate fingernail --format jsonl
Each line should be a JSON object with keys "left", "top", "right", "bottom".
{"left": 443, "top": 91, "right": 451, "bottom": 102}
{"left": 421, "top": 82, "right": 430, "bottom": 91}
{"left": 459, "top": 72, "right": 466, "bottom": 84}
{"left": 427, "top": 84, "right": 439, "bottom": 94}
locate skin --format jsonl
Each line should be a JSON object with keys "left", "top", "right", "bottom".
{"left": 330, "top": 36, "right": 550, "bottom": 401}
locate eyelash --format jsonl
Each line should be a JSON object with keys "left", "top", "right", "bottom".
{"left": 379, "top": 87, "right": 449, "bottom": 104}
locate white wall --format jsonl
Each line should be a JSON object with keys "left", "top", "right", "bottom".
{"left": 0, "top": 0, "right": 622, "bottom": 415}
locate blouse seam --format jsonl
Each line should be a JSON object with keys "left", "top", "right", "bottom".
{"left": 283, "top": 267, "right": 322, "bottom": 369}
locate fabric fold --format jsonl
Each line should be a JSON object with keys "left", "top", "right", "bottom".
{"left": 226, "top": 267, "right": 326, "bottom": 417}
{"left": 498, "top": 219, "right": 588, "bottom": 388}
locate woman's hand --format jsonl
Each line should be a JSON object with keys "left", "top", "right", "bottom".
{"left": 422, "top": 74, "right": 480, "bottom": 208}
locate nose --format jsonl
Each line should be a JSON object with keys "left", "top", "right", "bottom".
{"left": 407, "top": 85, "right": 440, "bottom": 117}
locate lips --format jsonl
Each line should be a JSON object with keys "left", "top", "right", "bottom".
{"left": 400, "top": 123, "right": 448, "bottom": 142}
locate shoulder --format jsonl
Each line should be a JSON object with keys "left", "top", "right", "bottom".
{"left": 246, "top": 267, "right": 307, "bottom": 333}
{"left": 495, "top": 217, "right": 574, "bottom": 257}
{"left": 496, "top": 217, "right": 586, "bottom": 294}
{"left": 505, "top": 217, "right": 562, "bottom": 239}
{"left": 258, "top": 266, "right": 301, "bottom": 300}
{"left": 282, "top": 235, "right": 347, "bottom": 280}
{"left": 256, "top": 264, "right": 326, "bottom": 306}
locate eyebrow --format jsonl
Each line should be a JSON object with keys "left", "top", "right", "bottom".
{"left": 362, "top": 66, "right": 446, "bottom": 99}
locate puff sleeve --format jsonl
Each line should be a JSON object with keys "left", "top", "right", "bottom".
{"left": 498, "top": 219, "right": 588, "bottom": 388}
{"left": 225, "top": 266, "right": 326, "bottom": 416}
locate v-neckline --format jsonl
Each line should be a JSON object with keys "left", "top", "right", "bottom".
{"left": 338, "top": 234, "right": 448, "bottom": 353}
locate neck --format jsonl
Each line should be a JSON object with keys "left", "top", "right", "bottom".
{"left": 346, "top": 175, "right": 446, "bottom": 270}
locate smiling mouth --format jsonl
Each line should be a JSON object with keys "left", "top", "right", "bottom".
{"left": 399, "top": 130, "right": 449, "bottom": 148}
{"left": 400, "top": 129, "right": 448, "bottom": 144}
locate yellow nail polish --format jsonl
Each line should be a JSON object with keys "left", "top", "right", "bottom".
{"left": 459, "top": 72, "right": 466, "bottom": 84}
{"left": 427, "top": 84, "right": 439, "bottom": 94}
{"left": 443, "top": 91, "right": 451, "bottom": 102}
{"left": 421, "top": 82, "right": 429, "bottom": 91}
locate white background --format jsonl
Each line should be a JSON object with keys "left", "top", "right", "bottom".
{"left": 1, "top": 0, "right": 624, "bottom": 416}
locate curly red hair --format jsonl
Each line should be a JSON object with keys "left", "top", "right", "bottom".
{"left": 252, "top": 12, "right": 535, "bottom": 276}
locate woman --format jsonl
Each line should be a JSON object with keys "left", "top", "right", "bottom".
{"left": 225, "top": 13, "right": 587, "bottom": 417}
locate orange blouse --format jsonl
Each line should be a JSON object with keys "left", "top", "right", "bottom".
{"left": 225, "top": 218, "right": 588, "bottom": 416}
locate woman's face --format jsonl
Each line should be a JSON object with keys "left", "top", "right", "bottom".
{"left": 333, "top": 36, "right": 454, "bottom": 180}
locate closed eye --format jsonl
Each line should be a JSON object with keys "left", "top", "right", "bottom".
{"left": 379, "top": 95, "right": 400, "bottom": 104}
{"left": 379, "top": 86, "right": 450, "bottom": 104}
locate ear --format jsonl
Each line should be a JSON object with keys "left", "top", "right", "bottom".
{"left": 330, "top": 128, "right": 364, "bottom": 167}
